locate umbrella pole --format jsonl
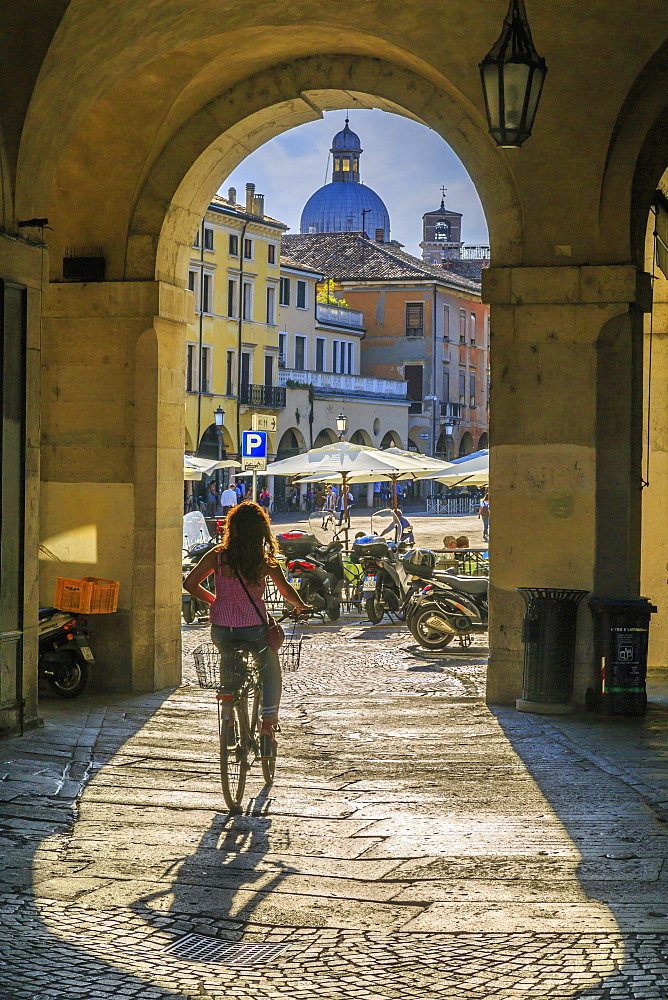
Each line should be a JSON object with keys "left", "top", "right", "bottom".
{"left": 342, "top": 472, "right": 349, "bottom": 552}
{"left": 392, "top": 475, "right": 398, "bottom": 511}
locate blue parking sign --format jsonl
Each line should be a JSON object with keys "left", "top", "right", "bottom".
{"left": 242, "top": 431, "right": 267, "bottom": 459}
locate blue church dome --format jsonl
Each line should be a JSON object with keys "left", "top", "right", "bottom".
{"left": 300, "top": 183, "right": 390, "bottom": 240}
{"left": 300, "top": 119, "right": 391, "bottom": 240}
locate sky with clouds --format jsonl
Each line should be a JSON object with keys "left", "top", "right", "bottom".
{"left": 220, "top": 109, "right": 489, "bottom": 259}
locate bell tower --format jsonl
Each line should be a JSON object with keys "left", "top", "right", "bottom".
{"left": 420, "top": 189, "right": 464, "bottom": 266}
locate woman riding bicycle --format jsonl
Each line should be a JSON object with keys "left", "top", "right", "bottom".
{"left": 183, "top": 501, "right": 310, "bottom": 756}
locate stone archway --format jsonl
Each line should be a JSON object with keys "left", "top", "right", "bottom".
{"left": 350, "top": 429, "right": 372, "bottom": 447}
{"left": 477, "top": 432, "right": 489, "bottom": 451}
{"left": 313, "top": 428, "right": 337, "bottom": 448}
{"left": 6, "top": 0, "right": 660, "bottom": 712}
{"left": 276, "top": 427, "right": 306, "bottom": 459}
{"left": 458, "top": 431, "right": 474, "bottom": 457}
{"left": 380, "top": 430, "right": 403, "bottom": 449}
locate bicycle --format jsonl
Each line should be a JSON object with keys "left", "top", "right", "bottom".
{"left": 193, "top": 614, "right": 304, "bottom": 813}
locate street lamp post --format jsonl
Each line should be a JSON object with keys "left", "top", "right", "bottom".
{"left": 335, "top": 413, "right": 350, "bottom": 549}
{"left": 214, "top": 406, "right": 225, "bottom": 507}
{"left": 444, "top": 421, "right": 454, "bottom": 462}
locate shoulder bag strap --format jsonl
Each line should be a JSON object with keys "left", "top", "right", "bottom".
{"left": 234, "top": 568, "right": 268, "bottom": 626}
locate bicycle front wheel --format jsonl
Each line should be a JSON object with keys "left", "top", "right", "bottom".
{"left": 220, "top": 703, "right": 249, "bottom": 811}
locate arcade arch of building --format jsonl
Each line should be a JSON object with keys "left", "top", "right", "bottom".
{"left": 3, "top": 2, "right": 668, "bottom": 732}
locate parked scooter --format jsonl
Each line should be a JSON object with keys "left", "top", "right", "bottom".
{"left": 181, "top": 511, "right": 221, "bottom": 623}
{"left": 351, "top": 535, "right": 416, "bottom": 623}
{"left": 182, "top": 538, "right": 217, "bottom": 623}
{"left": 38, "top": 608, "right": 95, "bottom": 697}
{"left": 276, "top": 531, "right": 345, "bottom": 620}
{"left": 405, "top": 562, "right": 489, "bottom": 649}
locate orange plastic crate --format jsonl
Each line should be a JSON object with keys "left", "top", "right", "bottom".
{"left": 54, "top": 576, "right": 120, "bottom": 614}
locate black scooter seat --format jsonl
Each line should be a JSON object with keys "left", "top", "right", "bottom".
{"left": 39, "top": 607, "right": 61, "bottom": 620}
{"left": 446, "top": 575, "right": 488, "bottom": 595}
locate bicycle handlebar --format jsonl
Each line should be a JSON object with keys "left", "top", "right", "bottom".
{"left": 277, "top": 609, "right": 312, "bottom": 623}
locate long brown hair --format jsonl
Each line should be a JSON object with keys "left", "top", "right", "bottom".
{"left": 217, "top": 501, "right": 278, "bottom": 583}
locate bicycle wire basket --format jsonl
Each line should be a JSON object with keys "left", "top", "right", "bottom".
{"left": 193, "top": 643, "right": 223, "bottom": 689}
{"left": 280, "top": 635, "right": 303, "bottom": 673}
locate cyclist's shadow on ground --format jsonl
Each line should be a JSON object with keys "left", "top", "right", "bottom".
{"left": 130, "top": 783, "right": 297, "bottom": 939}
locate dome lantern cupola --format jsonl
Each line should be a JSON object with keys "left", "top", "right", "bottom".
{"left": 300, "top": 118, "right": 391, "bottom": 240}
{"left": 331, "top": 118, "right": 362, "bottom": 183}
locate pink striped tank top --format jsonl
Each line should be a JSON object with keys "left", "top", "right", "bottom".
{"left": 210, "top": 560, "right": 267, "bottom": 628}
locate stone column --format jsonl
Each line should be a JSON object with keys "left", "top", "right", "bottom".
{"left": 41, "top": 281, "right": 192, "bottom": 692}
{"left": 0, "top": 235, "right": 45, "bottom": 732}
{"left": 642, "top": 267, "right": 668, "bottom": 680}
{"left": 366, "top": 482, "right": 374, "bottom": 508}
{"left": 483, "top": 265, "right": 650, "bottom": 706}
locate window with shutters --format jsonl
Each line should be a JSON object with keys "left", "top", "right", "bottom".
{"left": 470, "top": 372, "right": 476, "bottom": 407}
{"left": 243, "top": 238, "right": 253, "bottom": 260}
{"left": 296, "top": 280, "right": 307, "bottom": 309}
{"left": 199, "top": 346, "right": 212, "bottom": 394}
{"left": 405, "top": 302, "right": 423, "bottom": 337}
{"left": 315, "top": 338, "right": 325, "bottom": 372}
{"left": 442, "top": 366, "right": 450, "bottom": 402}
{"left": 279, "top": 277, "right": 290, "bottom": 306}
{"left": 459, "top": 369, "right": 466, "bottom": 403}
{"left": 242, "top": 281, "right": 253, "bottom": 320}
{"left": 227, "top": 279, "right": 237, "bottom": 318}
{"left": 295, "top": 336, "right": 306, "bottom": 371}
{"left": 226, "top": 351, "right": 234, "bottom": 396}
{"left": 404, "top": 364, "right": 423, "bottom": 413}
{"left": 470, "top": 312, "right": 477, "bottom": 345}
{"left": 266, "top": 286, "right": 276, "bottom": 325}
{"left": 186, "top": 344, "right": 196, "bottom": 392}
{"left": 267, "top": 243, "right": 276, "bottom": 265}
{"left": 203, "top": 227, "right": 214, "bottom": 250}
{"left": 459, "top": 309, "right": 467, "bottom": 343}
{"left": 229, "top": 234, "right": 239, "bottom": 257}
{"left": 201, "top": 273, "right": 212, "bottom": 313}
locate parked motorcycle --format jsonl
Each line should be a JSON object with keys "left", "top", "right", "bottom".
{"left": 405, "top": 563, "right": 489, "bottom": 649}
{"left": 277, "top": 531, "right": 345, "bottom": 620}
{"left": 38, "top": 608, "right": 95, "bottom": 697}
{"left": 351, "top": 535, "right": 417, "bottom": 624}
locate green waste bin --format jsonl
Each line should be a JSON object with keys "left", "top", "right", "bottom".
{"left": 516, "top": 588, "right": 588, "bottom": 714}
{"left": 588, "top": 597, "right": 656, "bottom": 716}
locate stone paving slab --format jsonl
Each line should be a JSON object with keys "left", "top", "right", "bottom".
{"left": 0, "top": 622, "right": 667, "bottom": 997}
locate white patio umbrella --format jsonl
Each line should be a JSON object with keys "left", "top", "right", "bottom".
{"left": 294, "top": 449, "right": 456, "bottom": 509}
{"left": 266, "top": 442, "right": 429, "bottom": 546}
{"left": 429, "top": 450, "right": 489, "bottom": 487}
{"left": 184, "top": 456, "right": 241, "bottom": 489}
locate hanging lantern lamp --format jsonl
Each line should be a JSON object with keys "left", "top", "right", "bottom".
{"left": 479, "top": 0, "right": 547, "bottom": 148}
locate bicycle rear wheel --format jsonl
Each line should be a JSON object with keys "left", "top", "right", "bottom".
{"left": 220, "top": 703, "right": 249, "bottom": 811}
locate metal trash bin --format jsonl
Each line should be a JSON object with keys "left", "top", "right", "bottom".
{"left": 588, "top": 597, "right": 657, "bottom": 716}
{"left": 516, "top": 588, "right": 588, "bottom": 714}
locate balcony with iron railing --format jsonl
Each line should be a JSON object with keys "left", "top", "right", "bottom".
{"left": 278, "top": 368, "right": 407, "bottom": 399}
{"left": 239, "top": 384, "right": 286, "bottom": 408}
{"left": 315, "top": 303, "right": 365, "bottom": 330}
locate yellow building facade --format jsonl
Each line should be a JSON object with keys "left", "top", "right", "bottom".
{"left": 184, "top": 184, "right": 286, "bottom": 472}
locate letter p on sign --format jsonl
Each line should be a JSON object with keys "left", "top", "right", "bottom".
{"left": 242, "top": 430, "right": 267, "bottom": 459}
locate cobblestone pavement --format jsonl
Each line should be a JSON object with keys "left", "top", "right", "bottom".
{"left": 0, "top": 621, "right": 667, "bottom": 999}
